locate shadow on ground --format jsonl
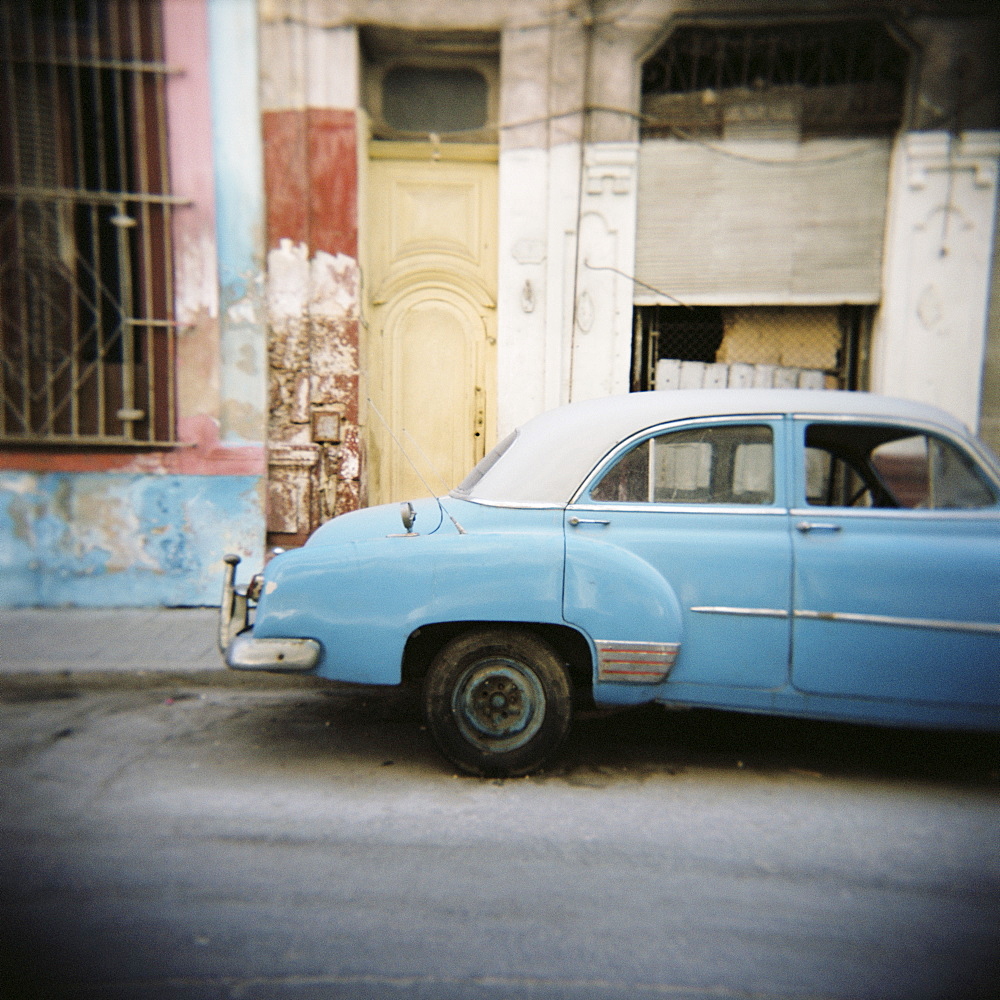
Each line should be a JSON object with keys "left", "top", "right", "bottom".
{"left": 178, "top": 678, "right": 1000, "bottom": 789}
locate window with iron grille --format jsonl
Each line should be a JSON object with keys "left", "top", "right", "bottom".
{"left": 641, "top": 20, "right": 910, "bottom": 140}
{"left": 0, "top": 0, "right": 178, "bottom": 447}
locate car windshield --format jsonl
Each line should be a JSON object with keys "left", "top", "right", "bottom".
{"left": 453, "top": 431, "right": 518, "bottom": 496}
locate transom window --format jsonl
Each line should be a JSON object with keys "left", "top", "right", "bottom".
{"left": 382, "top": 66, "right": 488, "bottom": 135}
{"left": 591, "top": 424, "right": 774, "bottom": 505}
{"left": 362, "top": 28, "right": 499, "bottom": 143}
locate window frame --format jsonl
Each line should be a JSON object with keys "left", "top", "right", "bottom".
{"left": 792, "top": 416, "right": 1000, "bottom": 516}
{"left": 574, "top": 415, "right": 787, "bottom": 512}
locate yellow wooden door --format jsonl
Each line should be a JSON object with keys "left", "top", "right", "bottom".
{"left": 365, "top": 146, "right": 497, "bottom": 505}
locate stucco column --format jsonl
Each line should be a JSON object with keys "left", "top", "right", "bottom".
{"left": 871, "top": 131, "right": 1000, "bottom": 431}
{"left": 497, "top": 13, "right": 643, "bottom": 429}
{"left": 259, "top": 11, "right": 362, "bottom": 529}
{"left": 496, "top": 17, "right": 588, "bottom": 433}
{"left": 567, "top": 20, "right": 641, "bottom": 404}
{"left": 567, "top": 141, "right": 639, "bottom": 402}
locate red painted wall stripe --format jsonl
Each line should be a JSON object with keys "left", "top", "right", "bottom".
{"left": 263, "top": 108, "right": 358, "bottom": 258}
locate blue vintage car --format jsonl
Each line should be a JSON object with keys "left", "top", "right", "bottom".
{"left": 220, "top": 389, "right": 1000, "bottom": 775}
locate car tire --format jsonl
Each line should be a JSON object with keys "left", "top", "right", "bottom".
{"left": 423, "top": 628, "right": 573, "bottom": 777}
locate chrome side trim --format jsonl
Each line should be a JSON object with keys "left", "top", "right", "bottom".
{"left": 691, "top": 606, "right": 790, "bottom": 619}
{"left": 794, "top": 609, "right": 1000, "bottom": 636}
{"left": 571, "top": 504, "right": 788, "bottom": 517}
{"left": 790, "top": 506, "right": 1000, "bottom": 522}
{"left": 595, "top": 639, "right": 680, "bottom": 684}
{"left": 449, "top": 496, "right": 566, "bottom": 510}
{"left": 225, "top": 633, "right": 322, "bottom": 672}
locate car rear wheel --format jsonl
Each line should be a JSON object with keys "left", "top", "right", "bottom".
{"left": 422, "top": 628, "right": 573, "bottom": 777}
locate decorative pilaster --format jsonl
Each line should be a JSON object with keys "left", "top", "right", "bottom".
{"left": 871, "top": 131, "right": 1000, "bottom": 430}
{"left": 568, "top": 141, "right": 640, "bottom": 403}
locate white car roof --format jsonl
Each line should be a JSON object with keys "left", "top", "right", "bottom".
{"left": 453, "top": 389, "right": 976, "bottom": 505}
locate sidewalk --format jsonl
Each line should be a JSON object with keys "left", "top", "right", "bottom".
{"left": 0, "top": 607, "right": 224, "bottom": 674}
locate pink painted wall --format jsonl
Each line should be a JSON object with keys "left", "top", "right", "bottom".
{"left": 0, "top": 0, "right": 262, "bottom": 477}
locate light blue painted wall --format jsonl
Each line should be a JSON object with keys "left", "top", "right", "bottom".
{"left": 208, "top": 0, "right": 267, "bottom": 445}
{"left": 0, "top": 473, "right": 264, "bottom": 607}
{"left": 0, "top": 2, "right": 270, "bottom": 609}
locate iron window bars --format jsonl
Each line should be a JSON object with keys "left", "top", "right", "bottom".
{"left": 641, "top": 20, "right": 910, "bottom": 139}
{"left": 0, "top": 0, "right": 180, "bottom": 447}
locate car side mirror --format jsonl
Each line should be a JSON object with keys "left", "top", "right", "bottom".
{"left": 400, "top": 502, "right": 417, "bottom": 533}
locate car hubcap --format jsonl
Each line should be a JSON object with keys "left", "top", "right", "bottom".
{"left": 452, "top": 657, "right": 546, "bottom": 753}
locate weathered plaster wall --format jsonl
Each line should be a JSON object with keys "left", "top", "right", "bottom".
{"left": 209, "top": 0, "right": 268, "bottom": 449}
{"left": 0, "top": 0, "right": 267, "bottom": 606}
{"left": 0, "top": 473, "right": 263, "bottom": 607}
{"left": 250, "top": 0, "right": 1000, "bottom": 466}
{"left": 260, "top": 15, "right": 362, "bottom": 538}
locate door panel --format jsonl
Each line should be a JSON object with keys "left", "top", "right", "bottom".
{"left": 790, "top": 418, "right": 1000, "bottom": 707}
{"left": 792, "top": 515, "right": 1000, "bottom": 705}
{"left": 366, "top": 149, "right": 496, "bottom": 506}
{"left": 382, "top": 291, "right": 486, "bottom": 501}
{"left": 564, "top": 419, "right": 793, "bottom": 690}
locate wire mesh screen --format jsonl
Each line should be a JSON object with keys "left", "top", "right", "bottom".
{"left": 0, "top": 0, "right": 178, "bottom": 446}
{"left": 632, "top": 305, "right": 870, "bottom": 392}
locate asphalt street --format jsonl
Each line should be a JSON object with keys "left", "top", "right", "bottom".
{"left": 1, "top": 609, "right": 998, "bottom": 1000}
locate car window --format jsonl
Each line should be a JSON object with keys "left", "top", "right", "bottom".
{"left": 591, "top": 424, "right": 774, "bottom": 504}
{"left": 804, "top": 423, "right": 997, "bottom": 510}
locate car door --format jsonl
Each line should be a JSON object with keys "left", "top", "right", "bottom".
{"left": 563, "top": 417, "right": 794, "bottom": 691}
{"left": 790, "top": 416, "right": 1000, "bottom": 708}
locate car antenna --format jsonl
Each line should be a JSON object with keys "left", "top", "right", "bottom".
{"left": 365, "top": 397, "right": 467, "bottom": 534}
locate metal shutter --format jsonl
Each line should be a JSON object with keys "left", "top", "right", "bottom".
{"left": 634, "top": 138, "right": 891, "bottom": 307}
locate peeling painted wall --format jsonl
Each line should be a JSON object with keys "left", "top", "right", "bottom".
{"left": 0, "top": 0, "right": 267, "bottom": 606}
{"left": 265, "top": 238, "right": 362, "bottom": 537}
{"left": 260, "top": 21, "right": 362, "bottom": 543}
{"left": 0, "top": 473, "right": 263, "bottom": 607}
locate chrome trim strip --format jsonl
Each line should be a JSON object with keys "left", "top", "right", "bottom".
{"left": 595, "top": 639, "right": 680, "bottom": 684}
{"left": 451, "top": 496, "right": 566, "bottom": 510}
{"left": 790, "top": 506, "right": 1000, "bottom": 522}
{"left": 570, "top": 504, "right": 788, "bottom": 517}
{"left": 794, "top": 609, "right": 1000, "bottom": 636}
{"left": 690, "top": 606, "right": 790, "bottom": 619}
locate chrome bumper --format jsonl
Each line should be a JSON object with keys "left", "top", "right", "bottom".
{"left": 225, "top": 632, "right": 321, "bottom": 672}
{"left": 219, "top": 554, "right": 250, "bottom": 653}
{"left": 219, "top": 554, "right": 320, "bottom": 673}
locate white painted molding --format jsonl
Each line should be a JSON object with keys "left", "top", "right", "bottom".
{"left": 905, "top": 132, "right": 1000, "bottom": 191}
{"left": 584, "top": 143, "right": 639, "bottom": 196}
{"left": 570, "top": 141, "right": 641, "bottom": 403}
{"left": 872, "top": 131, "right": 1000, "bottom": 432}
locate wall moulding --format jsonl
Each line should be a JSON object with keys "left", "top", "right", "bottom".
{"left": 906, "top": 132, "right": 1000, "bottom": 190}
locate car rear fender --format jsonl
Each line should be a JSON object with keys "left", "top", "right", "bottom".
{"left": 563, "top": 535, "right": 684, "bottom": 699}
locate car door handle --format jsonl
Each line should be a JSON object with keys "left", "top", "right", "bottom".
{"left": 568, "top": 517, "right": 611, "bottom": 527}
{"left": 795, "top": 521, "right": 842, "bottom": 534}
